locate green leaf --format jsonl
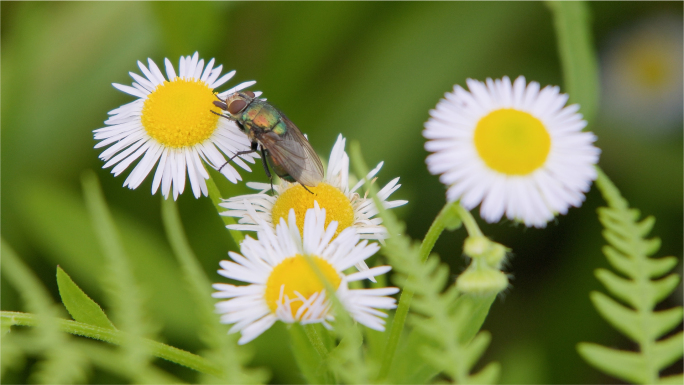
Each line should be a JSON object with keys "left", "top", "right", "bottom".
{"left": 650, "top": 308, "right": 684, "bottom": 341}
{"left": 642, "top": 237, "right": 662, "bottom": 257}
{"left": 455, "top": 292, "right": 497, "bottom": 343}
{"left": 546, "top": 1, "right": 599, "bottom": 123}
{"left": 636, "top": 216, "right": 656, "bottom": 238}
{"left": 468, "top": 361, "right": 501, "bottom": 385}
{"left": 602, "top": 245, "right": 636, "bottom": 277}
{"left": 650, "top": 274, "right": 681, "bottom": 306}
{"left": 660, "top": 374, "right": 684, "bottom": 384}
{"left": 56, "top": 266, "right": 115, "bottom": 330}
{"left": 645, "top": 256, "right": 679, "bottom": 279}
{"left": 590, "top": 291, "right": 643, "bottom": 343}
{"left": 652, "top": 332, "right": 684, "bottom": 371}
{"left": 595, "top": 268, "right": 638, "bottom": 308}
{"left": 577, "top": 343, "right": 648, "bottom": 384}
{"left": 463, "top": 331, "right": 492, "bottom": 372}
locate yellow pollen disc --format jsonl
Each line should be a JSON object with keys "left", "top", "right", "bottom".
{"left": 264, "top": 255, "right": 342, "bottom": 317}
{"left": 272, "top": 182, "right": 354, "bottom": 238}
{"left": 474, "top": 108, "right": 551, "bottom": 175}
{"left": 141, "top": 79, "right": 222, "bottom": 148}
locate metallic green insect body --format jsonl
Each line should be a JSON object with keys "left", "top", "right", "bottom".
{"left": 214, "top": 91, "right": 324, "bottom": 189}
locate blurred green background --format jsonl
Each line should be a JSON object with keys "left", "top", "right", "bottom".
{"left": 2, "top": 2, "right": 682, "bottom": 384}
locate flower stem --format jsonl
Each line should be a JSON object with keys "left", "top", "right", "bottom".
{"left": 378, "top": 200, "right": 469, "bottom": 380}
{"left": 206, "top": 175, "right": 244, "bottom": 245}
{"left": 1, "top": 311, "right": 226, "bottom": 378}
{"left": 304, "top": 324, "right": 330, "bottom": 359}
{"left": 455, "top": 205, "right": 484, "bottom": 237}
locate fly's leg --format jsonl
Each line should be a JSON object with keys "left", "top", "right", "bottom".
{"left": 218, "top": 142, "right": 258, "bottom": 173}
{"left": 259, "top": 146, "right": 275, "bottom": 195}
{"left": 301, "top": 184, "right": 314, "bottom": 195}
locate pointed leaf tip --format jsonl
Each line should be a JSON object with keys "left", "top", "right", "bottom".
{"left": 56, "top": 266, "right": 115, "bottom": 330}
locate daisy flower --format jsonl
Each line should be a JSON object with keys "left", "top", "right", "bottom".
{"left": 94, "top": 52, "right": 260, "bottom": 200}
{"left": 602, "top": 14, "right": 683, "bottom": 132}
{"left": 212, "top": 207, "right": 399, "bottom": 344}
{"left": 220, "top": 134, "right": 407, "bottom": 240}
{"left": 423, "top": 76, "right": 600, "bottom": 228}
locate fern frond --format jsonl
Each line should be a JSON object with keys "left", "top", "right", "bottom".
{"left": 81, "top": 171, "right": 157, "bottom": 381}
{"left": 578, "top": 169, "right": 683, "bottom": 384}
{"left": 1, "top": 240, "right": 91, "bottom": 384}
{"left": 350, "top": 144, "right": 499, "bottom": 384}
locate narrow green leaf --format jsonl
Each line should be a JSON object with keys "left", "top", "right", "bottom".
{"left": 641, "top": 237, "right": 662, "bottom": 257}
{"left": 595, "top": 269, "right": 638, "bottom": 308}
{"left": 636, "top": 216, "right": 656, "bottom": 238}
{"left": 602, "top": 230, "right": 633, "bottom": 258}
{"left": 650, "top": 308, "right": 684, "bottom": 341}
{"left": 56, "top": 266, "right": 115, "bottom": 330}
{"left": 590, "top": 291, "right": 643, "bottom": 343}
{"left": 660, "top": 374, "right": 684, "bottom": 384}
{"left": 602, "top": 245, "right": 636, "bottom": 278}
{"left": 468, "top": 361, "right": 501, "bottom": 385}
{"left": 652, "top": 332, "right": 684, "bottom": 371}
{"left": 455, "top": 292, "right": 497, "bottom": 343}
{"left": 645, "top": 256, "right": 679, "bottom": 279}
{"left": 577, "top": 343, "right": 648, "bottom": 384}
{"left": 650, "top": 274, "right": 681, "bottom": 306}
{"left": 546, "top": 1, "right": 599, "bottom": 122}
{"left": 463, "top": 331, "right": 492, "bottom": 372}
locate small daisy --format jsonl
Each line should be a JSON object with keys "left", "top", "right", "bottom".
{"left": 220, "top": 134, "right": 407, "bottom": 240}
{"left": 602, "top": 14, "right": 683, "bottom": 132}
{"left": 94, "top": 52, "right": 260, "bottom": 200}
{"left": 423, "top": 76, "right": 600, "bottom": 228}
{"left": 212, "top": 207, "right": 399, "bottom": 344}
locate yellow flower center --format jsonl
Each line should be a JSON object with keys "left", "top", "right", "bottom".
{"left": 272, "top": 182, "right": 354, "bottom": 238}
{"left": 264, "top": 255, "right": 342, "bottom": 317}
{"left": 474, "top": 108, "right": 551, "bottom": 175}
{"left": 141, "top": 79, "right": 222, "bottom": 148}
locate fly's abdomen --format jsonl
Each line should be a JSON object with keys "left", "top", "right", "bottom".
{"left": 266, "top": 154, "right": 296, "bottom": 182}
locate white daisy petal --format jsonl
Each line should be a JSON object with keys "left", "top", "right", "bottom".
{"left": 424, "top": 76, "right": 600, "bottom": 227}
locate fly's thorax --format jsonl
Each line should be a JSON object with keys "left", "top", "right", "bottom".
{"left": 242, "top": 101, "right": 282, "bottom": 131}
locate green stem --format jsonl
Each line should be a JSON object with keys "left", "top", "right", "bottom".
{"left": 546, "top": 1, "right": 599, "bottom": 123}
{"left": 304, "top": 324, "right": 330, "bottom": 359}
{"left": 1, "top": 311, "right": 225, "bottom": 378}
{"left": 455, "top": 205, "right": 484, "bottom": 237}
{"left": 206, "top": 175, "right": 245, "bottom": 245}
{"left": 378, "top": 200, "right": 469, "bottom": 380}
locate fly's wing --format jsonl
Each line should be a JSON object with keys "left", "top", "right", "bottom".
{"left": 259, "top": 118, "right": 324, "bottom": 187}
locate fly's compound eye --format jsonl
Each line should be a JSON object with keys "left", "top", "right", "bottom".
{"left": 244, "top": 90, "right": 255, "bottom": 98}
{"left": 228, "top": 99, "right": 247, "bottom": 115}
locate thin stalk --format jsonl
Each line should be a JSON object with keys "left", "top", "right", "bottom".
{"left": 1, "top": 311, "right": 226, "bottom": 378}
{"left": 206, "top": 175, "right": 244, "bottom": 245}
{"left": 378, "top": 200, "right": 460, "bottom": 379}
{"left": 455, "top": 205, "right": 484, "bottom": 238}
{"left": 304, "top": 324, "right": 330, "bottom": 359}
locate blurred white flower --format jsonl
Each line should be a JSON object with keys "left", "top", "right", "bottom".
{"left": 601, "top": 15, "right": 683, "bottom": 132}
